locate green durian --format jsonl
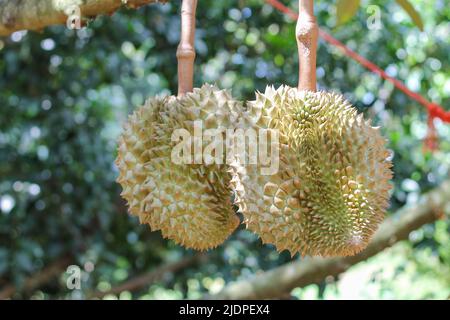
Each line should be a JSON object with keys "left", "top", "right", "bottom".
{"left": 116, "top": 84, "right": 241, "bottom": 250}
{"left": 231, "top": 85, "right": 392, "bottom": 257}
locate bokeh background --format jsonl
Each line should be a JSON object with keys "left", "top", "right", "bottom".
{"left": 0, "top": 0, "right": 449, "bottom": 299}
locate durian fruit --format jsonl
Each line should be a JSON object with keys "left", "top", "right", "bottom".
{"left": 231, "top": 85, "right": 392, "bottom": 257}
{"left": 116, "top": 84, "right": 241, "bottom": 250}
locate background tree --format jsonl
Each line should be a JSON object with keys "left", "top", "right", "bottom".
{"left": 0, "top": 0, "right": 449, "bottom": 299}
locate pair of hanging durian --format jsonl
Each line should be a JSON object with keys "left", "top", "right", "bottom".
{"left": 116, "top": 0, "right": 392, "bottom": 257}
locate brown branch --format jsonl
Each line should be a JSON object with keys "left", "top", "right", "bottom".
{"left": 0, "top": 0, "right": 167, "bottom": 36}
{"left": 0, "top": 252, "right": 204, "bottom": 300}
{"left": 208, "top": 179, "right": 450, "bottom": 299}
{"left": 89, "top": 253, "right": 205, "bottom": 299}
{"left": 0, "top": 256, "right": 72, "bottom": 299}
{"left": 296, "top": 0, "right": 318, "bottom": 91}
{"left": 177, "top": 0, "right": 197, "bottom": 96}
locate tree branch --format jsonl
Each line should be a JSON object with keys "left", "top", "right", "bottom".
{"left": 0, "top": 0, "right": 167, "bottom": 36}
{"left": 208, "top": 179, "right": 450, "bottom": 299}
{"left": 0, "top": 256, "right": 72, "bottom": 299}
{"left": 0, "top": 253, "right": 205, "bottom": 299}
{"left": 89, "top": 253, "right": 205, "bottom": 299}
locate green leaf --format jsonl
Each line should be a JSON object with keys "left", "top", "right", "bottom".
{"left": 336, "top": 0, "right": 361, "bottom": 25}
{"left": 395, "top": 0, "right": 424, "bottom": 31}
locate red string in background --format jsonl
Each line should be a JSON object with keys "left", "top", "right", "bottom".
{"left": 265, "top": 0, "right": 449, "bottom": 150}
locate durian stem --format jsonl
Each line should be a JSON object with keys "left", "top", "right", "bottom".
{"left": 177, "top": 0, "right": 197, "bottom": 97}
{"left": 296, "top": 0, "right": 318, "bottom": 92}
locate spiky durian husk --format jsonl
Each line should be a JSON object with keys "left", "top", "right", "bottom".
{"left": 116, "top": 84, "right": 240, "bottom": 250}
{"left": 231, "top": 86, "right": 392, "bottom": 257}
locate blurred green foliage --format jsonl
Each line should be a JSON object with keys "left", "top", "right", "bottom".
{"left": 336, "top": 0, "right": 424, "bottom": 30}
{"left": 0, "top": 0, "right": 449, "bottom": 299}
